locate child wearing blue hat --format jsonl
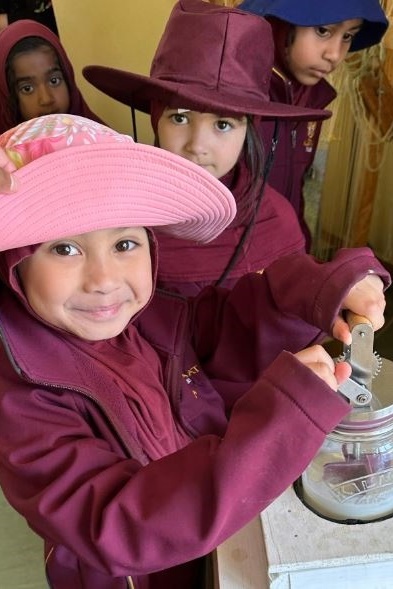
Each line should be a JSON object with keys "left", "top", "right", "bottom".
{"left": 240, "top": 0, "right": 389, "bottom": 249}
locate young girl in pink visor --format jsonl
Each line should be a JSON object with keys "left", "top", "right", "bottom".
{"left": 0, "top": 113, "right": 389, "bottom": 589}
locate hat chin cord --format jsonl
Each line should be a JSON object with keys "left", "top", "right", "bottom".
{"left": 214, "top": 120, "right": 279, "bottom": 286}
{"left": 131, "top": 107, "right": 138, "bottom": 142}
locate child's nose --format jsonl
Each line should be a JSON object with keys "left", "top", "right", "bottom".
{"left": 38, "top": 85, "right": 55, "bottom": 106}
{"left": 83, "top": 259, "right": 120, "bottom": 294}
{"left": 323, "top": 39, "right": 345, "bottom": 67}
{"left": 185, "top": 128, "right": 209, "bottom": 155}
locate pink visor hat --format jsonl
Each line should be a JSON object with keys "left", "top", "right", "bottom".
{"left": 0, "top": 114, "right": 236, "bottom": 250}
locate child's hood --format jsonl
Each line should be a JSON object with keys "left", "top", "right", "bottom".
{"left": 0, "top": 19, "right": 103, "bottom": 132}
{"left": 266, "top": 17, "right": 293, "bottom": 78}
{"left": 0, "top": 245, "right": 60, "bottom": 333}
{"left": 0, "top": 245, "right": 37, "bottom": 303}
{"left": 262, "top": 18, "right": 318, "bottom": 109}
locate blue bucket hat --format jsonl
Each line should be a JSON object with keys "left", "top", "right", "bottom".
{"left": 240, "top": 0, "right": 388, "bottom": 51}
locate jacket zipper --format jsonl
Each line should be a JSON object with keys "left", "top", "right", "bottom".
{"left": 291, "top": 128, "right": 297, "bottom": 149}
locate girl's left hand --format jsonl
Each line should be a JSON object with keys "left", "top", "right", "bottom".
{"left": 294, "top": 345, "right": 351, "bottom": 391}
{"left": 332, "top": 274, "right": 386, "bottom": 344}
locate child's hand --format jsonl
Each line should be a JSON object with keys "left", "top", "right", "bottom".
{"left": 332, "top": 274, "right": 386, "bottom": 345}
{"left": 0, "top": 147, "right": 18, "bottom": 193}
{"left": 295, "top": 345, "right": 351, "bottom": 392}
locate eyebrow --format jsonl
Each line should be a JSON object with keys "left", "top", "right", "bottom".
{"left": 318, "top": 22, "right": 363, "bottom": 32}
{"left": 15, "top": 66, "right": 63, "bottom": 83}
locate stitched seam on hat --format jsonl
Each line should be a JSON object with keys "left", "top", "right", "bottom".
{"left": 216, "top": 14, "right": 230, "bottom": 92}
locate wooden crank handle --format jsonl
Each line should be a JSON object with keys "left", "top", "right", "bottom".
{"left": 346, "top": 311, "right": 373, "bottom": 331}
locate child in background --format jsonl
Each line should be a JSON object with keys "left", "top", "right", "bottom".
{"left": 0, "top": 19, "right": 104, "bottom": 133}
{"left": 0, "top": 113, "right": 389, "bottom": 589}
{"left": 84, "top": 0, "right": 330, "bottom": 295}
{"left": 240, "top": 0, "right": 388, "bottom": 248}
{"left": 0, "top": 0, "right": 58, "bottom": 35}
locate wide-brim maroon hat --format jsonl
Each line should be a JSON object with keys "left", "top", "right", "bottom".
{"left": 84, "top": 0, "right": 330, "bottom": 121}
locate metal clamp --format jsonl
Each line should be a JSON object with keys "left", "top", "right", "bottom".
{"left": 338, "top": 377, "right": 372, "bottom": 406}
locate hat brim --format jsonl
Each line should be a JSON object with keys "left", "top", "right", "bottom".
{"left": 83, "top": 65, "right": 331, "bottom": 121}
{"left": 0, "top": 142, "right": 236, "bottom": 251}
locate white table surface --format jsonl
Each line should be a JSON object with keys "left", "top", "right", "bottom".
{"left": 215, "top": 485, "right": 393, "bottom": 589}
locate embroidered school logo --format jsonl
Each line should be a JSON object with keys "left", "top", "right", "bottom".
{"left": 182, "top": 365, "right": 200, "bottom": 398}
{"left": 303, "top": 121, "right": 317, "bottom": 152}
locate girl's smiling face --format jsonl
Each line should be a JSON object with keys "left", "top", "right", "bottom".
{"left": 285, "top": 19, "right": 363, "bottom": 85}
{"left": 17, "top": 227, "right": 153, "bottom": 341}
{"left": 157, "top": 109, "right": 247, "bottom": 179}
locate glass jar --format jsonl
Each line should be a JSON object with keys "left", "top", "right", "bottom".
{"left": 300, "top": 357, "right": 393, "bottom": 523}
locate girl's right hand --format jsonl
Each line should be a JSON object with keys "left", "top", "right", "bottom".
{"left": 294, "top": 345, "right": 351, "bottom": 391}
{"left": 0, "top": 147, "right": 17, "bottom": 193}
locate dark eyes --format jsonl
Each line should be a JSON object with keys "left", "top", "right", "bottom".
{"left": 52, "top": 240, "right": 137, "bottom": 256}
{"left": 17, "top": 74, "right": 64, "bottom": 95}
{"left": 49, "top": 75, "right": 64, "bottom": 86}
{"left": 215, "top": 120, "right": 233, "bottom": 132}
{"left": 315, "top": 26, "right": 357, "bottom": 43}
{"left": 52, "top": 244, "right": 79, "bottom": 256}
{"left": 169, "top": 113, "right": 188, "bottom": 124}
{"left": 115, "top": 239, "right": 137, "bottom": 252}
{"left": 18, "top": 83, "right": 34, "bottom": 95}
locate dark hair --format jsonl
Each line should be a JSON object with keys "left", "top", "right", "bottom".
{"left": 5, "top": 36, "right": 65, "bottom": 124}
{"left": 286, "top": 25, "right": 296, "bottom": 47}
{"left": 225, "top": 115, "right": 266, "bottom": 224}
{"left": 243, "top": 115, "right": 265, "bottom": 195}
{"left": 215, "top": 116, "right": 278, "bottom": 286}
